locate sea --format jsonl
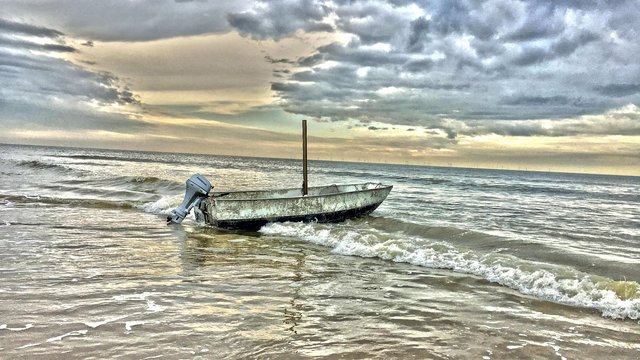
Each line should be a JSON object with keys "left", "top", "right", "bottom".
{"left": 0, "top": 143, "right": 638, "bottom": 359}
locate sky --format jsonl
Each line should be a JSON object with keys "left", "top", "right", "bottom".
{"left": 1, "top": 0, "right": 639, "bottom": 175}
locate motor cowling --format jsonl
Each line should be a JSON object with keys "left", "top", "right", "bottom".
{"left": 167, "top": 174, "right": 212, "bottom": 224}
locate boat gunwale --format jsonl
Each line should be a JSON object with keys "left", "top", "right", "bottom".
{"left": 209, "top": 183, "right": 392, "bottom": 203}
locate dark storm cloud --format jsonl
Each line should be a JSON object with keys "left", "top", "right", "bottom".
{"left": 0, "top": 17, "right": 76, "bottom": 53}
{"left": 407, "top": 17, "right": 430, "bottom": 52}
{"left": 271, "top": 82, "right": 301, "bottom": 93}
{"left": 510, "top": 31, "right": 600, "bottom": 67}
{"left": 0, "top": 17, "right": 63, "bottom": 37}
{"left": 501, "top": 96, "right": 576, "bottom": 106}
{"left": 404, "top": 58, "right": 433, "bottom": 73}
{"left": 317, "top": 41, "right": 410, "bottom": 66}
{"left": 367, "top": 126, "right": 388, "bottom": 131}
{"left": 0, "top": 19, "right": 148, "bottom": 133}
{"left": 3, "top": 0, "right": 640, "bottom": 141}
{"left": 0, "top": 36, "right": 76, "bottom": 52}
{"left": 503, "top": 4, "right": 564, "bottom": 42}
{"left": 595, "top": 84, "right": 640, "bottom": 97}
{"left": 1, "top": 0, "right": 253, "bottom": 41}
{"left": 428, "top": 0, "right": 467, "bottom": 36}
{"left": 228, "top": 0, "right": 331, "bottom": 40}
{"left": 359, "top": 133, "right": 457, "bottom": 150}
{"left": 298, "top": 53, "right": 324, "bottom": 67}
{"left": 332, "top": 1, "right": 414, "bottom": 44}
{"left": 510, "top": 46, "right": 547, "bottom": 67}
{"left": 437, "top": 105, "right": 640, "bottom": 138}
{"left": 551, "top": 31, "right": 600, "bottom": 56}
{"left": 226, "top": 0, "right": 640, "bottom": 138}
{"left": 264, "top": 56, "right": 295, "bottom": 65}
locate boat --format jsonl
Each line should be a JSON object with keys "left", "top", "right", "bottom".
{"left": 201, "top": 182, "right": 391, "bottom": 230}
{"left": 167, "top": 176, "right": 392, "bottom": 230}
{"left": 167, "top": 121, "right": 392, "bottom": 230}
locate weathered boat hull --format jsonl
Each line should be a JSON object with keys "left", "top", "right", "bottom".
{"left": 197, "top": 183, "right": 392, "bottom": 230}
{"left": 215, "top": 202, "right": 383, "bottom": 230}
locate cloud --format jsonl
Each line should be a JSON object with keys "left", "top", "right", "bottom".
{"left": 0, "top": 18, "right": 76, "bottom": 53}
{"left": 227, "top": 0, "right": 640, "bottom": 132}
{"left": 332, "top": 1, "right": 424, "bottom": 44}
{"left": 503, "top": 3, "right": 564, "bottom": 42}
{"left": 0, "top": 18, "right": 147, "bottom": 134}
{"left": 5, "top": 0, "right": 638, "bottom": 134}
{"left": 404, "top": 58, "right": 434, "bottom": 72}
{"left": 1, "top": 0, "right": 253, "bottom": 41}
{"left": 595, "top": 84, "right": 640, "bottom": 97}
{"left": 500, "top": 96, "right": 577, "bottom": 106}
{"left": 407, "top": 17, "right": 430, "bottom": 52}
{"left": 367, "top": 126, "right": 388, "bottom": 131}
{"left": 438, "top": 104, "right": 640, "bottom": 138}
{"left": 298, "top": 52, "right": 324, "bottom": 66}
{"left": 227, "top": 0, "right": 332, "bottom": 40}
{"left": 264, "top": 56, "right": 295, "bottom": 64}
{"left": 0, "top": 17, "right": 63, "bottom": 37}
{"left": 2, "top": 0, "right": 640, "bottom": 175}
{"left": 0, "top": 36, "right": 77, "bottom": 52}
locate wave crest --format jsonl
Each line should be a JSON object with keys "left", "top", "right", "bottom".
{"left": 260, "top": 221, "right": 640, "bottom": 320}
{"left": 18, "top": 160, "right": 72, "bottom": 172}
{"left": 0, "top": 194, "right": 135, "bottom": 210}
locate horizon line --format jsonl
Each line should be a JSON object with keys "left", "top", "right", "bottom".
{"left": 2, "top": 141, "right": 638, "bottom": 179}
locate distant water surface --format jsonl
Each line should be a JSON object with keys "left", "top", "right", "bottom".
{"left": 0, "top": 144, "right": 639, "bottom": 359}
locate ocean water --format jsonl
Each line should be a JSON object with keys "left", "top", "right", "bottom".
{"left": 0, "top": 143, "right": 638, "bottom": 359}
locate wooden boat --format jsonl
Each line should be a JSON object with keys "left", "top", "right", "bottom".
{"left": 167, "top": 120, "right": 392, "bottom": 229}
{"left": 194, "top": 183, "right": 392, "bottom": 230}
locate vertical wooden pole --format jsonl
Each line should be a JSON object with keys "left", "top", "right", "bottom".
{"left": 302, "top": 120, "right": 308, "bottom": 196}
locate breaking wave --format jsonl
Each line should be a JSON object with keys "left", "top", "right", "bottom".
{"left": 260, "top": 221, "right": 640, "bottom": 320}
{"left": 53, "top": 154, "right": 179, "bottom": 165}
{"left": 55, "top": 175, "right": 182, "bottom": 192}
{"left": 138, "top": 195, "right": 182, "bottom": 215}
{"left": 17, "top": 160, "right": 73, "bottom": 172}
{"left": 127, "top": 176, "right": 169, "bottom": 184}
{"left": 0, "top": 194, "right": 136, "bottom": 210}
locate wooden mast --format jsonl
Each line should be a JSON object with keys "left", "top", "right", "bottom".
{"left": 302, "top": 119, "right": 308, "bottom": 196}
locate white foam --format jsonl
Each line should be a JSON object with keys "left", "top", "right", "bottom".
{"left": 260, "top": 222, "right": 640, "bottom": 320}
{"left": 139, "top": 195, "right": 198, "bottom": 221}
{"left": 113, "top": 293, "right": 165, "bottom": 313}
{"left": 84, "top": 270, "right": 102, "bottom": 279}
{"left": 146, "top": 299, "right": 165, "bottom": 313}
{"left": 46, "top": 329, "right": 88, "bottom": 342}
{"left": 113, "top": 293, "right": 149, "bottom": 302}
{"left": 139, "top": 195, "right": 181, "bottom": 215}
{"left": 84, "top": 315, "right": 128, "bottom": 329}
{"left": 125, "top": 321, "right": 145, "bottom": 332}
{"left": 0, "top": 323, "right": 33, "bottom": 331}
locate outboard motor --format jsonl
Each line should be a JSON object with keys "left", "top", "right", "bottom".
{"left": 167, "top": 174, "right": 212, "bottom": 224}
